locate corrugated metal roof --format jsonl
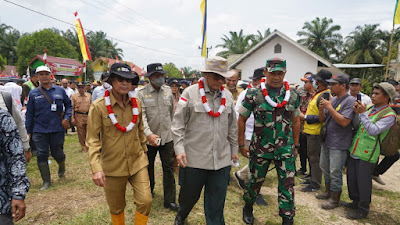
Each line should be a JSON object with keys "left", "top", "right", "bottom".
{"left": 333, "top": 64, "right": 385, "bottom": 68}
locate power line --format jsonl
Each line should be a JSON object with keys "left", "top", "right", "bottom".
{"left": 3, "top": 0, "right": 199, "bottom": 58}
{"left": 79, "top": 0, "right": 193, "bottom": 45}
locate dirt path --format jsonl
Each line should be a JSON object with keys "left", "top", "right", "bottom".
{"left": 257, "top": 158, "right": 400, "bottom": 225}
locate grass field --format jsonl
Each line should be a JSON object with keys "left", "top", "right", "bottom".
{"left": 17, "top": 134, "right": 400, "bottom": 225}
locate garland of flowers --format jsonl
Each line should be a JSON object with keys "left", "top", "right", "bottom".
{"left": 198, "top": 77, "right": 226, "bottom": 117}
{"left": 104, "top": 89, "right": 139, "bottom": 132}
{"left": 260, "top": 78, "right": 290, "bottom": 108}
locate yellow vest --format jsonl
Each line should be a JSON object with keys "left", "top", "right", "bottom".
{"left": 303, "top": 89, "right": 330, "bottom": 135}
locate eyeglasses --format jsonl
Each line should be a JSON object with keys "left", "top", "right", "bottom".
{"left": 209, "top": 73, "right": 225, "bottom": 81}
{"left": 78, "top": 86, "right": 85, "bottom": 89}
{"left": 116, "top": 77, "right": 133, "bottom": 83}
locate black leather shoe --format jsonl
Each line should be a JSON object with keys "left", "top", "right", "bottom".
{"left": 282, "top": 217, "right": 294, "bottom": 225}
{"left": 341, "top": 201, "right": 358, "bottom": 210}
{"left": 346, "top": 209, "right": 368, "bottom": 220}
{"left": 164, "top": 202, "right": 179, "bottom": 211}
{"left": 174, "top": 215, "right": 184, "bottom": 225}
{"left": 255, "top": 194, "right": 268, "bottom": 206}
{"left": 242, "top": 203, "right": 254, "bottom": 224}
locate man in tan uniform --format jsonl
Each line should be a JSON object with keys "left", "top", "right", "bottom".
{"left": 172, "top": 56, "right": 239, "bottom": 225}
{"left": 136, "top": 63, "right": 178, "bottom": 211}
{"left": 224, "top": 69, "right": 243, "bottom": 104}
{"left": 71, "top": 82, "right": 91, "bottom": 152}
{"left": 87, "top": 63, "right": 152, "bottom": 225}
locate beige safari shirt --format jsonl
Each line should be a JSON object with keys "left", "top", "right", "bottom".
{"left": 223, "top": 84, "right": 244, "bottom": 105}
{"left": 86, "top": 92, "right": 148, "bottom": 177}
{"left": 171, "top": 79, "right": 238, "bottom": 170}
{"left": 136, "top": 84, "right": 174, "bottom": 145}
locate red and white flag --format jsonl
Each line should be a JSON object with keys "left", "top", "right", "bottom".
{"left": 115, "top": 55, "right": 119, "bottom": 63}
{"left": 107, "top": 59, "right": 110, "bottom": 72}
{"left": 43, "top": 47, "right": 47, "bottom": 65}
{"left": 181, "top": 68, "right": 185, "bottom": 79}
{"left": 83, "top": 59, "right": 86, "bottom": 73}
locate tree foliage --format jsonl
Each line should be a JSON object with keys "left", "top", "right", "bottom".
{"left": 297, "top": 17, "right": 343, "bottom": 60}
{"left": 16, "top": 29, "right": 79, "bottom": 74}
{"left": 86, "top": 31, "right": 123, "bottom": 60}
{"left": 216, "top": 29, "right": 255, "bottom": 58}
{"left": 0, "top": 54, "right": 6, "bottom": 71}
{"left": 342, "top": 24, "right": 383, "bottom": 64}
{"left": 0, "top": 24, "right": 22, "bottom": 65}
{"left": 163, "top": 63, "right": 182, "bottom": 78}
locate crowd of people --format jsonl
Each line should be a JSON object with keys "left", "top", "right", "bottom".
{"left": 0, "top": 55, "right": 399, "bottom": 225}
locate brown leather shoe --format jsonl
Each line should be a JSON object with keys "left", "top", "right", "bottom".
{"left": 322, "top": 191, "right": 341, "bottom": 210}
{"left": 316, "top": 183, "right": 330, "bottom": 200}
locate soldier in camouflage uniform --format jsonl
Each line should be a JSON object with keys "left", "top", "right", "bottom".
{"left": 238, "top": 58, "right": 300, "bottom": 225}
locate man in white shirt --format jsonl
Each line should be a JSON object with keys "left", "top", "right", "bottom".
{"left": 61, "top": 79, "right": 75, "bottom": 98}
{"left": 349, "top": 78, "right": 371, "bottom": 106}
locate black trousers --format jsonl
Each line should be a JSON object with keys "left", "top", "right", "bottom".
{"left": 373, "top": 152, "right": 400, "bottom": 176}
{"left": 346, "top": 157, "right": 375, "bottom": 213}
{"left": 147, "top": 141, "right": 176, "bottom": 204}
{"left": 298, "top": 133, "right": 309, "bottom": 172}
{"left": 177, "top": 166, "right": 231, "bottom": 225}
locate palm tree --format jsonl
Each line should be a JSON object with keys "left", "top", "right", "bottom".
{"left": 297, "top": 17, "right": 343, "bottom": 60}
{"left": 104, "top": 39, "right": 123, "bottom": 59}
{"left": 251, "top": 28, "right": 271, "bottom": 46}
{"left": 216, "top": 29, "right": 254, "bottom": 58}
{"left": 86, "top": 31, "right": 108, "bottom": 60}
{"left": 342, "top": 24, "right": 383, "bottom": 64}
{"left": 61, "top": 29, "right": 81, "bottom": 60}
{"left": 0, "top": 29, "right": 21, "bottom": 65}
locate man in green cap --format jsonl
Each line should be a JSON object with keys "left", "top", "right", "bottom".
{"left": 239, "top": 58, "right": 300, "bottom": 225}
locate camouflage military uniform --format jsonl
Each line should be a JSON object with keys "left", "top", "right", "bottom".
{"left": 239, "top": 86, "right": 300, "bottom": 219}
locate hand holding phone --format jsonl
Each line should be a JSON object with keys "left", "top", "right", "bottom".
{"left": 356, "top": 93, "right": 362, "bottom": 102}
{"left": 156, "top": 138, "right": 162, "bottom": 146}
{"left": 323, "top": 92, "right": 330, "bottom": 100}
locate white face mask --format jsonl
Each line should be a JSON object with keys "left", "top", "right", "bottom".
{"left": 312, "top": 80, "right": 318, "bottom": 89}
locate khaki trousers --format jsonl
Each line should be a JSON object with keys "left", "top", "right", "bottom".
{"left": 105, "top": 167, "right": 152, "bottom": 215}
{"left": 75, "top": 113, "right": 88, "bottom": 152}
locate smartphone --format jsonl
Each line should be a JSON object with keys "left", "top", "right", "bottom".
{"left": 156, "top": 138, "right": 162, "bottom": 146}
{"left": 323, "top": 92, "right": 330, "bottom": 100}
{"left": 356, "top": 93, "right": 362, "bottom": 102}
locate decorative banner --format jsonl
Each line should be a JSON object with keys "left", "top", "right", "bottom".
{"left": 107, "top": 59, "right": 110, "bottom": 72}
{"left": 200, "top": 0, "right": 207, "bottom": 58}
{"left": 395, "top": 0, "right": 400, "bottom": 25}
{"left": 74, "top": 12, "right": 92, "bottom": 61}
{"left": 115, "top": 55, "right": 119, "bottom": 63}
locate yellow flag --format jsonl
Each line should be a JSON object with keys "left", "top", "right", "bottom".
{"left": 200, "top": 0, "right": 207, "bottom": 58}
{"left": 394, "top": 0, "right": 400, "bottom": 25}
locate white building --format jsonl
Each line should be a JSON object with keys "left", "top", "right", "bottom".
{"left": 228, "top": 30, "right": 344, "bottom": 84}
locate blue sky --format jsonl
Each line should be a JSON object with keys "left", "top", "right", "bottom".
{"left": 0, "top": 0, "right": 397, "bottom": 70}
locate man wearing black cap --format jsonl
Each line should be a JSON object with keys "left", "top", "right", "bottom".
{"left": 87, "top": 63, "right": 151, "bottom": 225}
{"left": 317, "top": 74, "right": 355, "bottom": 209}
{"left": 136, "top": 63, "right": 178, "bottom": 211}
{"left": 349, "top": 78, "right": 371, "bottom": 106}
{"left": 301, "top": 69, "right": 332, "bottom": 192}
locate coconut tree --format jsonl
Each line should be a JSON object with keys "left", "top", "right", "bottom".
{"left": 251, "top": 28, "right": 271, "bottom": 46}
{"left": 297, "top": 17, "right": 343, "bottom": 60}
{"left": 342, "top": 24, "right": 383, "bottom": 64}
{"left": 86, "top": 31, "right": 108, "bottom": 60}
{"left": 216, "top": 29, "right": 254, "bottom": 58}
{"left": 0, "top": 28, "right": 22, "bottom": 65}
{"left": 104, "top": 39, "right": 123, "bottom": 59}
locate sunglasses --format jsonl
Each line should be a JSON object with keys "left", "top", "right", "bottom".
{"left": 116, "top": 77, "right": 133, "bottom": 83}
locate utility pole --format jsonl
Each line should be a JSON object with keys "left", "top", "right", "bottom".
{"left": 198, "top": 46, "right": 212, "bottom": 58}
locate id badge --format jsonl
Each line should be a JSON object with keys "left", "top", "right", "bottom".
{"left": 51, "top": 104, "right": 57, "bottom": 112}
